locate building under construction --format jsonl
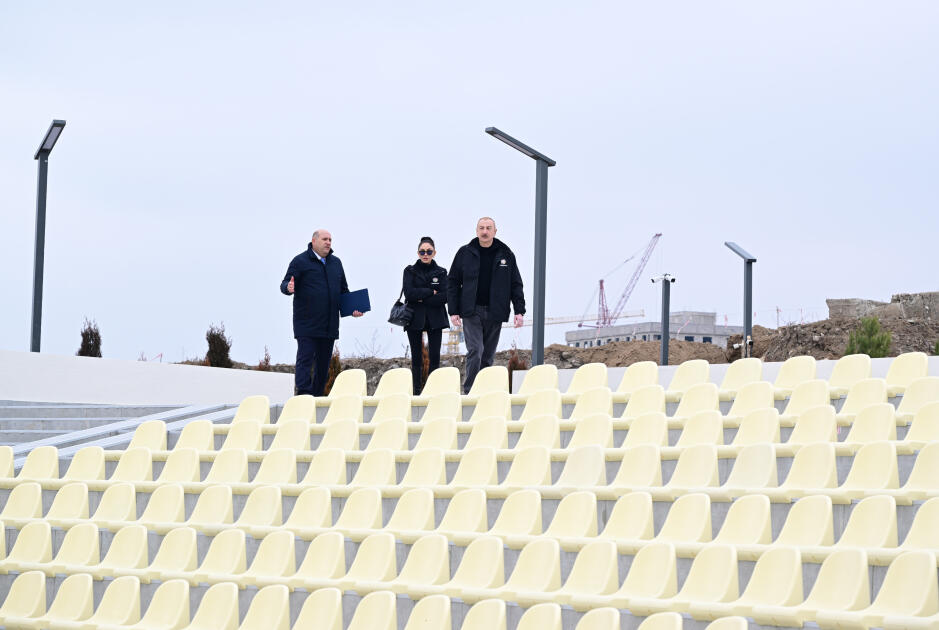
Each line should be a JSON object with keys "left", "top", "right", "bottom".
{"left": 565, "top": 311, "right": 743, "bottom": 348}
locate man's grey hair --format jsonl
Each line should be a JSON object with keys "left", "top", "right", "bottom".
{"left": 477, "top": 217, "right": 496, "bottom": 228}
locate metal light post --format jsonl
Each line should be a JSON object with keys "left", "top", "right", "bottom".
{"left": 31, "top": 119, "right": 67, "bottom": 352}
{"left": 485, "top": 127, "right": 556, "bottom": 366}
{"left": 724, "top": 242, "right": 756, "bottom": 357}
{"left": 652, "top": 274, "right": 675, "bottom": 365}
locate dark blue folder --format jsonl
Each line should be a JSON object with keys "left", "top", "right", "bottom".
{"left": 340, "top": 289, "right": 371, "bottom": 317}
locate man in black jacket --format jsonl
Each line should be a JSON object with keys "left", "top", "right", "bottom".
{"left": 280, "top": 229, "right": 362, "bottom": 396}
{"left": 448, "top": 217, "right": 525, "bottom": 394}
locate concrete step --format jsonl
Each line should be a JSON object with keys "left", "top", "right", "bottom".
{"left": 0, "top": 405, "right": 180, "bottom": 419}
{"left": 0, "top": 417, "right": 134, "bottom": 430}
{"left": 0, "top": 428, "right": 74, "bottom": 443}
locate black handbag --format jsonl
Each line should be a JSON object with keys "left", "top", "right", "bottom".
{"left": 388, "top": 288, "right": 414, "bottom": 327}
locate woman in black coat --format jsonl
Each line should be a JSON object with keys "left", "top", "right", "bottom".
{"left": 403, "top": 236, "right": 449, "bottom": 394}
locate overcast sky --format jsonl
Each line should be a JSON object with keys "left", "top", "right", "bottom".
{"left": 1, "top": 2, "right": 937, "bottom": 364}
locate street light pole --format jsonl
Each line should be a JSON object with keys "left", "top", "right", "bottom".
{"left": 724, "top": 242, "right": 757, "bottom": 357}
{"left": 485, "top": 127, "right": 556, "bottom": 366}
{"left": 31, "top": 120, "right": 66, "bottom": 352}
{"left": 652, "top": 274, "right": 675, "bottom": 365}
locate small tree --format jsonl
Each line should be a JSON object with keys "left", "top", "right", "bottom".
{"left": 324, "top": 349, "right": 342, "bottom": 395}
{"left": 256, "top": 346, "right": 272, "bottom": 371}
{"left": 844, "top": 316, "right": 892, "bottom": 358}
{"left": 933, "top": 339, "right": 939, "bottom": 356}
{"left": 76, "top": 318, "right": 102, "bottom": 357}
{"left": 507, "top": 342, "right": 529, "bottom": 390}
{"left": 205, "top": 323, "right": 233, "bottom": 368}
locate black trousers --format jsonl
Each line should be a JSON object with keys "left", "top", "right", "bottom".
{"left": 406, "top": 328, "right": 442, "bottom": 395}
{"left": 295, "top": 336, "right": 335, "bottom": 396}
{"left": 461, "top": 305, "right": 502, "bottom": 394}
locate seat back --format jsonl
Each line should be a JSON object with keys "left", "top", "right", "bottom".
{"left": 905, "top": 402, "right": 939, "bottom": 444}
{"left": 328, "top": 369, "right": 367, "bottom": 398}
{"left": 544, "top": 491, "right": 598, "bottom": 538}
{"left": 293, "top": 587, "right": 342, "bottom": 630}
{"left": 775, "top": 494, "right": 834, "bottom": 546}
{"left": 898, "top": 377, "right": 939, "bottom": 415}
{"left": 568, "top": 387, "right": 613, "bottom": 421}
{"left": 869, "top": 550, "right": 939, "bottom": 617}
{"left": 253, "top": 448, "right": 297, "bottom": 484}
{"left": 188, "top": 484, "right": 234, "bottom": 526}
{"left": 322, "top": 395, "right": 364, "bottom": 424}
{"left": 504, "top": 538, "right": 562, "bottom": 592}
{"left": 566, "top": 363, "right": 609, "bottom": 396}
{"left": 374, "top": 367, "right": 413, "bottom": 398}
{"left": 621, "top": 385, "right": 666, "bottom": 420}
{"left": 575, "top": 608, "right": 620, "bottom": 630}
{"left": 404, "top": 594, "right": 451, "bottom": 630}
{"left": 63, "top": 446, "right": 106, "bottom": 481}
{"left": 88, "top": 575, "right": 140, "bottom": 625}
{"left": 284, "top": 487, "right": 332, "bottom": 529}
{"left": 461, "top": 599, "right": 506, "bottom": 630}
{"left": 782, "top": 379, "right": 829, "bottom": 417}
{"left": 205, "top": 448, "right": 249, "bottom": 483}
{"left": 514, "top": 414, "right": 561, "bottom": 449}
{"left": 0, "top": 570, "right": 46, "bottom": 617}
{"left": 92, "top": 482, "right": 137, "bottom": 522}
{"left": 635, "top": 612, "right": 683, "bottom": 630}
{"left": 302, "top": 447, "right": 347, "bottom": 485}
{"left": 188, "top": 582, "right": 239, "bottom": 630}
{"left": 468, "top": 391, "right": 512, "bottom": 422}
{"left": 713, "top": 493, "right": 772, "bottom": 544}
{"left": 774, "top": 355, "right": 817, "bottom": 390}
{"left": 731, "top": 408, "right": 780, "bottom": 446}
{"left": 738, "top": 546, "right": 802, "bottom": 606}
{"left": 449, "top": 536, "right": 504, "bottom": 589}
{"left": 618, "top": 541, "right": 678, "bottom": 598}
{"left": 803, "top": 548, "right": 870, "bottom": 612}
{"left": 345, "top": 533, "right": 397, "bottom": 582}
{"left": 437, "top": 488, "right": 488, "bottom": 534}
{"left": 1, "top": 481, "right": 43, "bottom": 519}
{"left": 349, "top": 448, "right": 396, "bottom": 486}
{"left": 450, "top": 447, "right": 498, "bottom": 486}
{"left": 334, "top": 487, "right": 383, "bottom": 530}
{"left": 600, "top": 491, "right": 654, "bottom": 540}
{"left": 198, "top": 528, "right": 246, "bottom": 575}
{"left": 277, "top": 395, "right": 315, "bottom": 423}
{"left": 295, "top": 532, "right": 345, "bottom": 581}
{"left": 420, "top": 392, "right": 461, "bottom": 423}
{"left": 413, "top": 417, "right": 457, "bottom": 450}
{"left": 397, "top": 534, "right": 450, "bottom": 587}
{"left": 318, "top": 420, "right": 358, "bottom": 452}
{"left": 617, "top": 361, "right": 659, "bottom": 395}
{"left": 666, "top": 359, "right": 710, "bottom": 395}
{"left": 157, "top": 447, "right": 201, "bottom": 483}
{"left": 366, "top": 418, "right": 408, "bottom": 451}
{"left": 885, "top": 352, "right": 929, "bottom": 392}
{"left": 829, "top": 354, "right": 872, "bottom": 393}
{"left": 837, "top": 494, "right": 898, "bottom": 548}
{"left": 467, "top": 366, "right": 509, "bottom": 397}
{"left": 464, "top": 416, "right": 508, "bottom": 450}
{"left": 128, "top": 419, "right": 167, "bottom": 450}
{"left": 232, "top": 394, "right": 270, "bottom": 424}
{"left": 245, "top": 531, "right": 295, "bottom": 580}
{"left": 842, "top": 441, "right": 899, "bottom": 491}
{"left": 568, "top": 414, "right": 614, "bottom": 448}
{"left": 656, "top": 493, "right": 712, "bottom": 543}
{"left": 673, "top": 383, "right": 720, "bottom": 419}
{"left": 723, "top": 443, "right": 778, "bottom": 490}
{"left": 621, "top": 412, "right": 668, "bottom": 448}
{"left": 787, "top": 406, "right": 837, "bottom": 445}
{"left": 502, "top": 446, "right": 551, "bottom": 487}
{"left": 517, "top": 603, "right": 562, "bottom": 630}
{"left": 348, "top": 590, "right": 397, "bottom": 630}
{"left": 719, "top": 357, "right": 762, "bottom": 392}
{"left": 18, "top": 445, "right": 58, "bottom": 480}
{"left": 54, "top": 521, "right": 100, "bottom": 566}
{"left": 111, "top": 447, "right": 153, "bottom": 482}
{"left": 371, "top": 393, "right": 411, "bottom": 424}
{"left": 666, "top": 444, "right": 719, "bottom": 488}
{"left": 902, "top": 496, "right": 939, "bottom": 549}
{"left": 138, "top": 579, "right": 190, "bottom": 628}
{"left": 726, "top": 381, "right": 774, "bottom": 416}
{"left": 174, "top": 419, "right": 214, "bottom": 451}
{"left": 236, "top": 485, "right": 283, "bottom": 527}
{"left": 386, "top": 487, "right": 435, "bottom": 531}
{"left": 420, "top": 367, "right": 461, "bottom": 398}
{"left": 611, "top": 445, "right": 662, "bottom": 487}
{"left": 675, "top": 544, "right": 738, "bottom": 604}
{"left": 8, "top": 520, "right": 52, "bottom": 563}
{"left": 518, "top": 364, "right": 559, "bottom": 396}
{"left": 400, "top": 448, "right": 447, "bottom": 487}
{"left": 490, "top": 489, "right": 541, "bottom": 536}
{"left": 560, "top": 540, "right": 619, "bottom": 596}
{"left": 150, "top": 527, "right": 198, "bottom": 573}
{"left": 556, "top": 446, "right": 606, "bottom": 487}
{"left": 844, "top": 403, "right": 897, "bottom": 443}
{"left": 219, "top": 421, "right": 263, "bottom": 451}
{"left": 269, "top": 418, "right": 311, "bottom": 451}
{"left": 780, "top": 442, "right": 838, "bottom": 490}
{"left": 46, "top": 481, "right": 89, "bottom": 520}
{"left": 841, "top": 378, "right": 888, "bottom": 415}
{"left": 674, "top": 410, "right": 723, "bottom": 447}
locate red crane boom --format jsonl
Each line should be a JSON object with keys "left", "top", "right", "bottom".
{"left": 581, "top": 233, "right": 662, "bottom": 328}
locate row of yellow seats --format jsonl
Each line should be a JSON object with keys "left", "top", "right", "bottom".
{"left": 8, "top": 439, "right": 939, "bottom": 502}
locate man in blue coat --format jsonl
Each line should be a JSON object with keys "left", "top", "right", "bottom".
{"left": 281, "top": 229, "right": 362, "bottom": 396}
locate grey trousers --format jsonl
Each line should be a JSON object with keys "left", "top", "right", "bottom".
{"left": 462, "top": 306, "right": 503, "bottom": 394}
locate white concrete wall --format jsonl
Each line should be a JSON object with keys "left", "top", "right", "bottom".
{"left": 0, "top": 350, "right": 294, "bottom": 405}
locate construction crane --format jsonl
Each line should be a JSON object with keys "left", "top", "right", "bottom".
{"left": 579, "top": 233, "right": 662, "bottom": 329}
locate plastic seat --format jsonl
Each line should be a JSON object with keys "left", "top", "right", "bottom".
{"left": 413, "top": 417, "right": 457, "bottom": 450}
{"left": 597, "top": 491, "right": 654, "bottom": 541}
{"left": 670, "top": 383, "right": 720, "bottom": 425}
{"left": 283, "top": 486, "right": 332, "bottom": 532}
{"left": 419, "top": 392, "right": 462, "bottom": 423}
{"left": 717, "top": 443, "right": 778, "bottom": 498}
{"left": 337, "top": 532, "right": 397, "bottom": 590}
{"left": 135, "top": 526, "right": 198, "bottom": 583}
{"left": 368, "top": 367, "right": 413, "bottom": 402}
{"left": 0, "top": 445, "right": 12, "bottom": 478}
{"left": 235, "top": 485, "right": 283, "bottom": 530}
{"left": 91, "top": 482, "right": 137, "bottom": 526}
{"left": 773, "top": 355, "right": 818, "bottom": 399}
{"left": 464, "top": 416, "right": 508, "bottom": 449}
{"left": 837, "top": 378, "right": 888, "bottom": 423}
{"left": 291, "top": 587, "right": 342, "bottom": 630}
{"left": 718, "top": 357, "right": 763, "bottom": 401}
{"left": 567, "top": 387, "right": 613, "bottom": 421}
{"left": 776, "top": 442, "right": 838, "bottom": 498}
{"left": 665, "top": 359, "right": 710, "bottom": 403}
{"left": 903, "top": 402, "right": 939, "bottom": 447}
{"left": 514, "top": 414, "right": 561, "bottom": 449}
{"left": 277, "top": 394, "right": 316, "bottom": 423}
{"left": 635, "top": 613, "right": 683, "bottom": 630}
{"left": 0, "top": 521, "right": 52, "bottom": 572}
{"left": 182, "top": 582, "right": 239, "bottom": 630}
{"left": 359, "top": 534, "right": 450, "bottom": 594}
{"left": 449, "top": 447, "right": 498, "bottom": 487}
{"left": 674, "top": 410, "right": 723, "bottom": 447}
{"left": 897, "top": 377, "right": 939, "bottom": 424}
{"left": 619, "top": 384, "right": 666, "bottom": 422}
{"left": 383, "top": 487, "right": 436, "bottom": 533}
{"left": 465, "top": 366, "right": 510, "bottom": 401}
{"left": 460, "top": 599, "right": 506, "bottom": 630}
{"left": 753, "top": 547, "right": 870, "bottom": 627}
{"left": 571, "top": 542, "right": 677, "bottom": 610}
{"left": 269, "top": 419, "right": 311, "bottom": 451}
{"left": 786, "top": 405, "right": 837, "bottom": 445}
{"left": 417, "top": 366, "right": 462, "bottom": 400}
{"left": 621, "top": 412, "right": 668, "bottom": 448}
{"left": 317, "top": 420, "right": 358, "bottom": 452}
{"left": 543, "top": 491, "right": 598, "bottom": 538}
{"left": 44, "top": 521, "right": 100, "bottom": 574}
{"left": 288, "top": 532, "right": 346, "bottom": 589}
{"left": 575, "top": 607, "right": 620, "bottom": 630}
{"left": 321, "top": 368, "right": 367, "bottom": 402}
{"left": 613, "top": 361, "right": 659, "bottom": 403}
{"left": 837, "top": 441, "right": 899, "bottom": 498}
{"left": 779, "top": 379, "right": 830, "bottom": 424}
{"left": 233, "top": 531, "right": 296, "bottom": 588}
{"left": 901, "top": 496, "right": 939, "bottom": 549}
{"left": 0, "top": 571, "right": 46, "bottom": 623}
{"left": 89, "top": 523, "right": 150, "bottom": 580}
{"left": 828, "top": 354, "right": 872, "bottom": 399}
{"left": 220, "top": 421, "right": 263, "bottom": 451}
{"left": 628, "top": 544, "right": 739, "bottom": 616}
{"left": 689, "top": 546, "right": 802, "bottom": 620}
{"left": 500, "top": 446, "right": 551, "bottom": 490}
{"left": 156, "top": 447, "right": 201, "bottom": 483}
{"left": 127, "top": 578, "right": 191, "bottom": 629}
{"left": 349, "top": 448, "right": 396, "bottom": 486}
{"left": 204, "top": 448, "right": 249, "bottom": 484}
{"left": 730, "top": 408, "right": 781, "bottom": 447}
{"left": 723, "top": 381, "right": 775, "bottom": 426}
{"left": 432, "top": 536, "right": 504, "bottom": 598}
{"left": 334, "top": 487, "right": 383, "bottom": 532}
{"left": 76, "top": 575, "right": 141, "bottom": 627}
{"left": 370, "top": 393, "right": 411, "bottom": 424}
{"left": 713, "top": 493, "right": 772, "bottom": 545}
{"left": 886, "top": 352, "right": 929, "bottom": 397}
{"left": 174, "top": 420, "right": 214, "bottom": 451}
{"left": 655, "top": 492, "right": 712, "bottom": 543}
{"left": 608, "top": 445, "right": 662, "bottom": 491}
{"left": 44, "top": 481, "right": 89, "bottom": 524}
{"left": 554, "top": 445, "right": 606, "bottom": 491}
{"left": 347, "top": 590, "right": 396, "bottom": 630}
{"left": 834, "top": 494, "right": 898, "bottom": 549}
{"left": 111, "top": 447, "right": 154, "bottom": 482}
{"left": 562, "top": 363, "right": 609, "bottom": 404}
{"left": 465, "top": 538, "right": 560, "bottom": 603}
{"left": 0, "top": 481, "right": 42, "bottom": 520}
{"left": 62, "top": 446, "right": 106, "bottom": 481}
{"left": 436, "top": 488, "right": 488, "bottom": 535}
{"left": 365, "top": 418, "right": 408, "bottom": 451}
{"left": 400, "top": 448, "right": 446, "bottom": 487}
{"left": 467, "top": 391, "right": 512, "bottom": 422}
{"left": 252, "top": 448, "right": 297, "bottom": 484}
{"left": 567, "top": 415, "right": 614, "bottom": 448}
{"left": 843, "top": 403, "right": 897, "bottom": 444}
{"left": 186, "top": 484, "right": 233, "bottom": 530}
{"left": 16, "top": 445, "right": 58, "bottom": 480}
{"left": 321, "top": 395, "right": 364, "bottom": 424}
{"left": 775, "top": 494, "right": 835, "bottom": 546}
{"left": 665, "top": 444, "right": 719, "bottom": 492}
{"left": 511, "top": 364, "right": 558, "bottom": 404}
{"left": 489, "top": 489, "right": 542, "bottom": 537}
{"left": 129, "top": 419, "right": 168, "bottom": 450}
{"left": 187, "top": 528, "right": 246, "bottom": 584}
{"left": 815, "top": 550, "right": 939, "bottom": 629}
{"left": 403, "top": 594, "right": 451, "bottom": 630}
{"left": 232, "top": 394, "right": 270, "bottom": 424}
{"left": 516, "top": 603, "right": 562, "bottom": 630}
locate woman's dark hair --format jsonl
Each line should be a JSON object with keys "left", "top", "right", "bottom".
{"left": 418, "top": 236, "right": 435, "bottom": 249}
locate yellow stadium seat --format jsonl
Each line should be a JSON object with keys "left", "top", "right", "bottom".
{"left": 301, "top": 448, "right": 347, "bottom": 485}
{"left": 554, "top": 445, "right": 607, "bottom": 491}
{"left": 511, "top": 364, "right": 559, "bottom": 404}
{"left": 713, "top": 493, "right": 772, "bottom": 545}
{"left": 568, "top": 387, "right": 614, "bottom": 421}
{"left": 0, "top": 481, "right": 42, "bottom": 520}
{"left": 0, "top": 570, "right": 45, "bottom": 623}
{"left": 436, "top": 489, "right": 488, "bottom": 537}
{"left": 233, "top": 395, "right": 270, "bottom": 424}
{"left": 689, "top": 546, "right": 802, "bottom": 620}
{"left": 897, "top": 377, "right": 939, "bottom": 425}
{"left": 567, "top": 414, "right": 614, "bottom": 448}
{"left": 403, "top": 593, "right": 451, "bottom": 630}
{"left": 236, "top": 485, "right": 283, "bottom": 533}
{"left": 575, "top": 607, "right": 620, "bottom": 630}
{"left": 608, "top": 445, "right": 662, "bottom": 492}
{"left": 621, "top": 412, "right": 668, "bottom": 448}
{"left": 111, "top": 447, "right": 153, "bottom": 482}
{"left": 321, "top": 395, "right": 364, "bottom": 424}
{"left": 705, "top": 617, "right": 748, "bottom": 630}
{"left": 252, "top": 448, "right": 297, "bottom": 485}
{"left": 729, "top": 408, "right": 781, "bottom": 447}
{"left": 831, "top": 494, "right": 898, "bottom": 552}
{"left": 292, "top": 587, "right": 341, "bottom": 630}
{"left": 321, "top": 368, "right": 367, "bottom": 403}
{"left": 562, "top": 363, "right": 609, "bottom": 404}
{"left": 752, "top": 547, "right": 870, "bottom": 627}
{"left": 843, "top": 403, "right": 897, "bottom": 446}
{"left": 665, "top": 359, "right": 711, "bottom": 403}
{"left": 183, "top": 582, "right": 239, "bottom": 630}
{"left": 75, "top": 575, "right": 140, "bottom": 627}
{"left": 420, "top": 392, "right": 462, "bottom": 423}
{"left": 348, "top": 591, "right": 397, "bottom": 630}
{"left": 903, "top": 402, "right": 939, "bottom": 447}
{"left": 490, "top": 489, "right": 541, "bottom": 538}
{"left": 82, "top": 524, "right": 150, "bottom": 579}
{"left": 138, "top": 527, "right": 198, "bottom": 584}
{"left": 334, "top": 487, "right": 383, "bottom": 533}
{"left": 466, "top": 366, "right": 510, "bottom": 401}
{"left": 277, "top": 394, "right": 315, "bottom": 423}
{"left": 613, "top": 360, "right": 659, "bottom": 403}
{"left": 370, "top": 393, "right": 411, "bottom": 424}
{"left": 236, "top": 531, "right": 296, "bottom": 589}
{"left": 43, "top": 481, "right": 89, "bottom": 526}
{"left": 670, "top": 383, "right": 720, "bottom": 425}
{"left": 517, "top": 603, "right": 562, "bottom": 630}
{"left": 628, "top": 544, "right": 738, "bottom": 616}
{"left": 773, "top": 355, "right": 817, "bottom": 400}
{"left": 129, "top": 419, "right": 167, "bottom": 450}
{"left": 775, "top": 494, "right": 834, "bottom": 547}
{"left": 365, "top": 418, "right": 408, "bottom": 451}
{"left": 548, "top": 540, "right": 619, "bottom": 605}
{"left": 636, "top": 612, "right": 683, "bottom": 630}
{"left": 619, "top": 384, "right": 667, "bottom": 423}
{"left": 518, "top": 389, "right": 563, "bottom": 422}
{"left": 597, "top": 491, "right": 654, "bottom": 541}
{"left": 718, "top": 357, "right": 763, "bottom": 401}
{"left": 17, "top": 445, "right": 58, "bottom": 480}
{"left": 815, "top": 550, "right": 939, "bottom": 629}
{"left": 714, "top": 443, "right": 777, "bottom": 499}
{"left": 43, "top": 521, "right": 100, "bottom": 575}
{"left": 569, "top": 541, "right": 676, "bottom": 611}
{"left": 205, "top": 448, "right": 249, "bottom": 484}
{"left": 348, "top": 448, "right": 396, "bottom": 487}
{"left": 186, "top": 528, "right": 246, "bottom": 585}
{"left": 464, "top": 416, "right": 508, "bottom": 450}
{"left": 383, "top": 487, "right": 436, "bottom": 534}
{"left": 460, "top": 599, "right": 506, "bottom": 630}
{"left": 772, "top": 443, "right": 838, "bottom": 499}
{"left": 468, "top": 391, "right": 512, "bottom": 423}
{"left": 318, "top": 420, "right": 358, "bottom": 452}
{"left": 785, "top": 405, "right": 837, "bottom": 446}
{"left": 835, "top": 442, "right": 899, "bottom": 500}
{"left": 664, "top": 444, "right": 719, "bottom": 495}
{"left": 359, "top": 534, "right": 450, "bottom": 595}
{"left": 220, "top": 421, "right": 263, "bottom": 451}
{"left": 654, "top": 492, "right": 712, "bottom": 544}
{"left": 400, "top": 449, "right": 447, "bottom": 488}
{"left": 175, "top": 419, "right": 215, "bottom": 451}
{"left": 416, "top": 366, "right": 462, "bottom": 401}
{"left": 900, "top": 497, "right": 939, "bottom": 550}
{"left": 336, "top": 533, "right": 397, "bottom": 591}
{"left": 187, "top": 484, "right": 233, "bottom": 531}
{"left": 514, "top": 414, "right": 561, "bottom": 449}
{"left": 828, "top": 354, "right": 872, "bottom": 399}
{"left": 373, "top": 367, "right": 414, "bottom": 399}
{"left": 723, "top": 381, "right": 775, "bottom": 426}
{"left": 91, "top": 482, "right": 137, "bottom": 526}
{"left": 156, "top": 447, "right": 201, "bottom": 483}
{"left": 469, "top": 538, "right": 561, "bottom": 605}
{"left": 779, "top": 379, "right": 830, "bottom": 425}
{"left": 0, "top": 520, "right": 51, "bottom": 573}
{"left": 449, "top": 447, "right": 498, "bottom": 488}
{"left": 424, "top": 535, "right": 504, "bottom": 599}
{"left": 499, "top": 445, "right": 551, "bottom": 491}
{"left": 413, "top": 417, "right": 458, "bottom": 450}
{"left": 133, "top": 578, "right": 191, "bottom": 629}
{"left": 269, "top": 419, "right": 311, "bottom": 451}
{"left": 288, "top": 532, "right": 345, "bottom": 590}
{"left": 283, "top": 486, "right": 332, "bottom": 534}
{"left": 886, "top": 352, "right": 929, "bottom": 397}
{"left": 838, "top": 378, "right": 889, "bottom": 424}
{"left": 674, "top": 410, "right": 723, "bottom": 448}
